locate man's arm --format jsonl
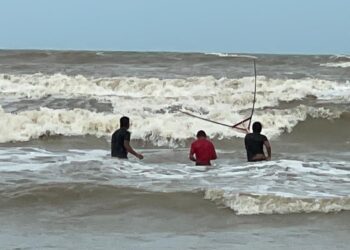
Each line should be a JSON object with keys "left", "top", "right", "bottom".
{"left": 124, "top": 140, "right": 143, "bottom": 159}
{"left": 111, "top": 133, "right": 115, "bottom": 157}
{"left": 264, "top": 140, "right": 272, "bottom": 160}
{"left": 189, "top": 144, "right": 196, "bottom": 162}
{"left": 211, "top": 142, "right": 217, "bottom": 160}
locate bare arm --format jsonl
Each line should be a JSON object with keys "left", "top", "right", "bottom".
{"left": 264, "top": 140, "right": 272, "bottom": 160}
{"left": 189, "top": 145, "right": 196, "bottom": 162}
{"left": 124, "top": 140, "right": 143, "bottom": 159}
{"left": 211, "top": 143, "right": 217, "bottom": 160}
{"left": 189, "top": 155, "right": 196, "bottom": 162}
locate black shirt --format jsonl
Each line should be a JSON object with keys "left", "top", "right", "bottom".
{"left": 111, "top": 128, "right": 131, "bottom": 158}
{"left": 244, "top": 132, "right": 268, "bottom": 161}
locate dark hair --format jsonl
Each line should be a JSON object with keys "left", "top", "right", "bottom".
{"left": 252, "top": 122, "right": 262, "bottom": 133}
{"left": 120, "top": 116, "right": 130, "bottom": 128}
{"left": 196, "top": 130, "right": 207, "bottom": 138}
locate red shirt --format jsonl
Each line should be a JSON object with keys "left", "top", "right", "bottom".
{"left": 190, "top": 138, "right": 217, "bottom": 165}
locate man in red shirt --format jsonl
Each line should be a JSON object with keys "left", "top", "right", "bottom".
{"left": 189, "top": 130, "right": 217, "bottom": 166}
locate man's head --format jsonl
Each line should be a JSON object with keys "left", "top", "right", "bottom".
{"left": 120, "top": 116, "right": 130, "bottom": 129}
{"left": 196, "top": 130, "right": 207, "bottom": 138}
{"left": 252, "top": 122, "right": 262, "bottom": 133}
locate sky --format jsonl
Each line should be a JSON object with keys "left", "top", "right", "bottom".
{"left": 0, "top": 0, "right": 349, "bottom": 54}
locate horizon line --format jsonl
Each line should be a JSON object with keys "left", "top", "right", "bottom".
{"left": 0, "top": 47, "right": 346, "bottom": 57}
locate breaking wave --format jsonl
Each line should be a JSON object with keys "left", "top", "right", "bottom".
{"left": 322, "top": 54, "right": 350, "bottom": 68}
{"left": 1, "top": 73, "right": 349, "bottom": 103}
{"left": 1, "top": 146, "right": 349, "bottom": 215}
{"left": 0, "top": 73, "right": 349, "bottom": 144}
{"left": 0, "top": 105, "right": 345, "bottom": 144}
{"left": 204, "top": 52, "right": 257, "bottom": 59}
{"left": 205, "top": 190, "right": 350, "bottom": 215}
{"left": 1, "top": 181, "right": 350, "bottom": 215}
{"left": 321, "top": 62, "right": 350, "bottom": 68}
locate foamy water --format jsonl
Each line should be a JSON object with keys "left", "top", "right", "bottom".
{"left": 321, "top": 62, "right": 350, "bottom": 68}
{"left": 1, "top": 73, "right": 349, "bottom": 145}
{"left": 1, "top": 146, "right": 349, "bottom": 215}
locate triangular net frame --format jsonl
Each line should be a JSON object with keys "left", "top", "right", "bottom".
{"left": 180, "top": 56, "right": 257, "bottom": 134}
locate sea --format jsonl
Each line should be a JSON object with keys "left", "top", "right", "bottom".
{"left": 0, "top": 50, "right": 349, "bottom": 249}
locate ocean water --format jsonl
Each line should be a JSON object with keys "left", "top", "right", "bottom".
{"left": 0, "top": 50, "right": 349, "bottom": 249}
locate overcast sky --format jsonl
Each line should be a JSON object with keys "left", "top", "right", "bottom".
{"left": 0, "top": 0, "right": 349, "bottom": 54}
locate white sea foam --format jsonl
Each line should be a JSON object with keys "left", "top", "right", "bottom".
{"left": 204, "top": 190, "right": 350, "bottom": 214}
{"left": 329, "top": 54, "right": 350, "bottom": 60}
{"left": 0, "top": 147, "right": 59, "bottom": 171}
{"left": 204, "top": 52, "right": 257, "bottom": 59}
{"left": 205, "top": 52, "right": 233, "bottom": 57}
{"left": 203, "top": 159, "right": 350, "bottom": 214}
{"left": 0, "top": 105, "right": 342, "bottom": 144}
{"left": 1, "top": 74, "right": 349, "bottom": 105}
{"left": 1, "top": 147, "right": 350, "bottom": 214}
{"left": 1, "top": 73, "right": 349, "bottom": 103}
{"left": 321, "top": 62, "right": 350, "bottom": 68}
{"left": 0, "top": 106, "right": 119, "bottom": 143}
{"left": 0, "top": 73, "right": 349, "bottom": 144}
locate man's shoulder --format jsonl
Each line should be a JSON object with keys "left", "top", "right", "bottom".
{"left": 255, "top": 133, "right": 268, "bottom": 141}
{"left": 191, "top": 139, "right": 199, "bottom": 146}
{"left": 113, "top": 128, "right": 130, "bottom": 136}
{"left": 119, "top": 127, "right": 130, "bottom": 133}
{"left": 112, "top": 129, "right": 120, "bottom": 136}
{"left": 245, "top": 133, "right": 268, "bottom": 142}
{"left": 245, "top": 133, "right": 254, "bottom": 139}
{"left": 123, "top": 128, "right": 131, "bottom": 135}
{"left": 191, "top": 139, "right": 206, "bottom": 146}
{"left": 260, "top": 134, "right": 268, "bottom": 140}
{"left": 206, "top": 139, "right": 215, "bottom": 146}
{"left": 199, "top": 139, "right": 214, "bottom": 146}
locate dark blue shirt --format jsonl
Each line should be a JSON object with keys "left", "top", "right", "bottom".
{"left": 244, "top": 132, "right": 267, "bottom": 161}
{"left": 111, "top": 128, "right": 131, "bottom": 158}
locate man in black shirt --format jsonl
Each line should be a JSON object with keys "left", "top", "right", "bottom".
{"left": 244, "top": 121, "right": 271, "bottom": 162}
{"left": 111, "top": 116, "right": 143, "bottom": 159}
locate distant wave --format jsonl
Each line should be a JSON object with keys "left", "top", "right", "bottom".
{"left": 321, "top": 62, "right": 350, "bottom": 68}
{"left": 322, "top": 54, "right": 350, "bottom": 68}
{"left": 1, "top": 73, "right": 349, "bottom": 104}
{"left": 205, "top": 52, "right": 238, "bottom": 57}
{"left": 204, "top": 52, "right": 257, "bottom": 59}
{"left": 329, "top": 54, "right": 350, "bottom": 61}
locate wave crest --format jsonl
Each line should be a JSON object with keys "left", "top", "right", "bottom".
{"left": 0, "top": 73, "right": 349, "bottom": 144}
{"left": 0, "top": 105, "right": 344, "bottom": 144}
{"left": 321, "top": 62, "right": 350, "bottom": 68}
{"left": 205, "top": 189, "right": 350, "bottom": 215}
{"left": 0, "top": 107, "right": 118, "bottom": 143}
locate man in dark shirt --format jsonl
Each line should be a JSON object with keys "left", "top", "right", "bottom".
{"left": 244, "top": 122, "right": 271, "bottom": 162}
{"left": 111, "top": 116, "right": 143, "bottom": 159}
{"left": 189, "top": 130, "right": 217, "bottom": 166}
